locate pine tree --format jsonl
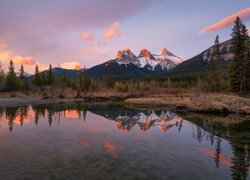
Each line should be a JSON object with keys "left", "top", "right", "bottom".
{"left": 82, "top": 71, "right": 90, "bottom": 91}
{"left": 0, "top": 61, "right": 5, "bottom": 90}
{"left": 19, "top": 64, "right": 28, "bottom": 90}
{"left": 228, "top": 17, "right": 249, "bottom": 95}
{"left": 5, "top": 60, "right": 18, "bottom": 91}
{"left": 212, "top": 35, "right": 222, "bottom": 91}
{"left": 242, "top": 25, "right": 250, "bottom": 94}
{"left": 33, "top": 64, "right": 41, "bottom": 86}
{"left": 47, "top": 64, "right": 54, "bottom": 85}
{"left": 19, "top": 65, "right": 25, "bottom": 79}
{"left": 78, "top": 71, "right": 90, "bottom": 91}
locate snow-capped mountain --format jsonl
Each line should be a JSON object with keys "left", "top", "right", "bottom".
{"left": 164, "top": 39, "right": 243, "bottom": 78}
{"left": 113, "top": 48, "right": 183, "bottom": 71}
{"left": 202, "top": 40, "right": 233, "bottom": 62}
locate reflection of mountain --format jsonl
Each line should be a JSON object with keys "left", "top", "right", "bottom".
{"left": 0, "top": 104, "right": 250, "bottom": 179}
{"left": 88, "top": 105, "right": 183, "bottom": 132}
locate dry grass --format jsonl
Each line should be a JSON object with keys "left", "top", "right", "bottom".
{"left": 0, "top": 87, "right": 249, "bottom": 114}
{"left": 125, "top": 93, "right": 250, "bottom": 114}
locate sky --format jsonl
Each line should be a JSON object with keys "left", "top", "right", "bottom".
{"left": 0, "top": 0, "right": 249, "bottom": 74}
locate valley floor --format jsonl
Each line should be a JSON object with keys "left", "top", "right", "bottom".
{"left": 0, "top": 92, "right": 249, "bottom": 114}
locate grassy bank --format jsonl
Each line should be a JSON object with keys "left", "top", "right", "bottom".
{"left": 0, "top": 88, "right": 249, "bottom": 114}
{"left": 125, "top": 94, "right": 250, "bottom": 114}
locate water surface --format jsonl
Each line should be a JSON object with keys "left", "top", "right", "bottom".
{"left": 0, "top": 103, "right": 249, "bottom": 180}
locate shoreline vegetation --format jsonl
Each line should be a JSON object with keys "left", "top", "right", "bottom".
{"left": 0, "top": 90, "right": 249, "bottom": 114}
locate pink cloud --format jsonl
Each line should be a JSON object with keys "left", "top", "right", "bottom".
{"left": 60, "top": 61, "right": 82, "bottom": 70}
{"left": 12, "top": 56, "right": 36, "bottom": 65}
{"left": 200, "top": 8, "right": 250, "bottom": 34}
{"left": 80, "top": 32, "right": 95, "bottom": 44}
{"left": 103, "top": 21, "right": 124, "bottom": 41}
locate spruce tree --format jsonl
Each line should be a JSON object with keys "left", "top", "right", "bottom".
{"left": 33, "top": 64, "right": 41, "bottom": 86}
{"left": 0, "top": 61, "right": 5, "bottom": 90}
{"left": 19, "top": 65, "right": 25, "bottom": 79}
{"left": 212, "top": 35, "right": 222, "bottom": 91}
{"left": 228, "top": 17, "right": 249, "bottom": 95}
{"left": 242, "top": 25, "right": 250, "bottom": 94}
{"left": 5, "top": 60, "right": 18, "bottom": 91}
{"left": 19, "top": 64, "right": 27, "bottom": 90}
{"left": 47, "top": 64, "right": 54, "bottom": 85}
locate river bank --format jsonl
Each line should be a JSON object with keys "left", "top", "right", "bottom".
{"left": 0, "top": 93, "right": 249, "bottom": 114}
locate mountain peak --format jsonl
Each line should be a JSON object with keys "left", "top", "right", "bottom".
{"left": 116, "top": 49, "right": 136, "bottom": 60}
{"left": 162, "top": 48, "right": 169, "bottom": 55}
{"left": 139, "top": 49, "right": 155, "bottom": 59}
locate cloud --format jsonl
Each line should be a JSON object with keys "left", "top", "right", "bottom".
{"left": 12, "top": 56, "right": 36, "bottom": 65}
{"left": 103, "top": 21, "right": 124, "bottom": 41}
{"left": 80, "top": 32, "right": 95, "bottom": 44}
{"left": 200, "top": 8, "right": 250, "bottom": 34}
{"left": 0, "top": 51, "right": 12, "bottom": 61}
{"left": 60, "top": 61, "right": 82, "bottom": 70}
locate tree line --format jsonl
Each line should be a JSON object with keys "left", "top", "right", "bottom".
{"left": 0, "top": 17, "right": 249, "bottom": 96}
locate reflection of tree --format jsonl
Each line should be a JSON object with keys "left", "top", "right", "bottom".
{"left": 214, "top": 136, "right": 222, "bottom": 168}
{"left": 0, "top": 108, "right": 4, "bottom": 127}
{"left": 5, "top": 106, "right": 27, "bottom": 131}
{"left": 19, "top": 106, "right": 28, "bottom": 126}
{"left": 184, "top": 113, "right": 250, "bottom": 180}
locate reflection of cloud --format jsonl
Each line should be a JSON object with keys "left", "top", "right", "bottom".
{"left": 80, "top": 139, "right": 92, "bottom": 148}
{"left": 14, "top": 109, "right": 35, "bottom": 125}
{"left": 200, "top": 8, "right": 250, "bottom": 34}
{"left": 103, "top": 141, "right": 123, "bottom": 158}
{"left": 103, "top": 22, "right": 124, "bottom": 41}
{"left": 80, "top": 32, "right": 95, "bottom": 44}
{"left": 63, "top": 110, "right": 80, "bottom": 119}
{"left": 200, "top": 148, "right": 232, "bottom": 167}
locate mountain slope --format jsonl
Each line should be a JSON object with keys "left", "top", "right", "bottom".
{"left": 86, "top": 60, "right": 154, "bottom": 80}
{"left": 160, "top": 40, "right": 234, "bottom": 78}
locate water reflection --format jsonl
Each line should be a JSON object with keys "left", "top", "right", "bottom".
{"left": 0, "top": 103, "right": 183, "bottom": 133}
{"left": 0, "top": 103, "right": 249, "bottom": 180}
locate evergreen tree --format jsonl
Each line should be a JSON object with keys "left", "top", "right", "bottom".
{"left": 47, "top": 64, "right": 54, "bottom": 85}
{"left": 19, "top": 65, "right": 25, "bottom": 79}
{"left": 40, "top": 71, "right": 46, "bottom": 85}
{"left": 78, "top": 71, "right": 90, "bottom": 92}
{"left": 19, "top": 64, "right": 28, "bottom": 90}
{"left": 104, "top": 74, "right": 114, "bottom": 88}
{"left": 228, "top": 17, "right": 249, "bottom": 95}
{"left": 211, "top": 35, "right": 222, "bottom": 91}
{"left": 0, "top": 61, "right": 5, "bottom": 90}
{"left": 33, "top": 64, "right": 41, "bottom": 86}
{"left": 242, "top": 25, "right": 250, "bottom": 93}
{"left": 5, "top": 60, "right": 18, "bottom": 91}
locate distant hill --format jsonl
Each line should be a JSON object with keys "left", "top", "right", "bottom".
{"left": 28, "top": 67, "right": 80, "bottom": 81}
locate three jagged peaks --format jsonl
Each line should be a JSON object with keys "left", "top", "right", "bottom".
{"left": 113, "top": 48, "right": 183, "bottom": 71}
{"left": 116, "top": 48, "right": 179, "bottom": 60}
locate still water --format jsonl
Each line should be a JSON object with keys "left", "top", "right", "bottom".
{"left": 0, "top": 102, "right": 249, "bottom": 180}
